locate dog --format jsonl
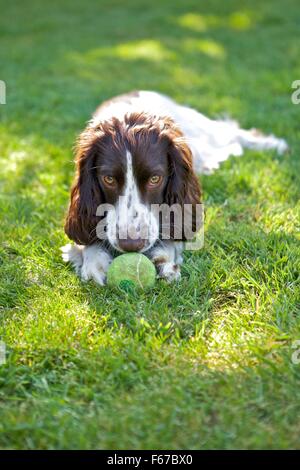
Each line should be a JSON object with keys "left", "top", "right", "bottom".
{"left": 61, "top": 90, "right": 287, "bottom": 285}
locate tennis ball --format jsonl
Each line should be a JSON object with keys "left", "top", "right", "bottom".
{"left": 107, "top": 253, "right": 156, "bottom": 290}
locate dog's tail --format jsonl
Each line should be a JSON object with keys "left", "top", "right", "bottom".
{"left": 236, "top": 127, "right": 288, "bottom": 154}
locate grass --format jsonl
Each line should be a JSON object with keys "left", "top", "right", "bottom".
{"left": 0, "top": 0, "right": 300, "bottom": 450}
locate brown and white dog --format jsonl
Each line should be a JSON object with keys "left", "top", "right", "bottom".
{"left": 61, "top": 90, "right": 287, "bottom": 285}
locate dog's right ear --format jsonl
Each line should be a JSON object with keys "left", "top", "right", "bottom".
{"left": 64, "top": 126, "right": 105, "bottom": 245}
{"left": 161, "top": 120, "right": 202, "bottom": 240}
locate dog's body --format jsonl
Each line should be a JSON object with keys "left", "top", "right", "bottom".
{"left": 62, "top": 91, "right": 287, "bottom": 285}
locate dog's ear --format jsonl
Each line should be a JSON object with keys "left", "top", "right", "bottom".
{"left": 163, "top": 123, "right": 202, "bottom": 240}
{"left": 64, "top": 126, "right": 105, "bottom": 245}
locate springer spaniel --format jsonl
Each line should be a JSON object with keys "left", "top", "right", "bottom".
{"left": 61, "top": 90, "right": 287, "bottom": 285}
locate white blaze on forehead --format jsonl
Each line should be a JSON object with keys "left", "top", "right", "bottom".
{"left": 118, "top": 150, "right": 140, "bottom": 239}
{"left": 124, "top": 150, "right": 139, "bottom": 208}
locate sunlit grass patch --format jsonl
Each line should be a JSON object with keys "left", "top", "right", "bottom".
{"left": 175, "top": 10, "right": 257, "bottom": 33}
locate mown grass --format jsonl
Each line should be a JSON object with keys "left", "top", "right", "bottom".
{"left": 0, "top": 0, "right": 300, "bottom": 449}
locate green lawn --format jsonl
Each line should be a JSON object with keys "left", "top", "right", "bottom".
{"left": 0, "top": 0, "right": 300, "bottom": 450}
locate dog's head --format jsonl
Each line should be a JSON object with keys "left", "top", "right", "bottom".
{"left": 64, "top": 112, "right": 202, "bottom": 252}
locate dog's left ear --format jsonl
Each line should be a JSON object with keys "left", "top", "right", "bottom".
{"left": 163, "top": 125, "right": 202, "bottom": 239}
{"left": 64, "top": 126, "right": 105, "bottom": 245}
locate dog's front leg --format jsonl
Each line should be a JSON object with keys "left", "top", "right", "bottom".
{"left": 147, "top": 241, "right": 183, "bottom": 283}
{"left": 61, "top": 243, "right": 113, "bottom": 286}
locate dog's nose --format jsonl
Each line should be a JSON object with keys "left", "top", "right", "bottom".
{"left": 118, "top": 237, "right": 145, "bottom": 252}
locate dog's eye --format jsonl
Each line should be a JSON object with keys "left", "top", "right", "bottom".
{"left": 102, "top": 175, "right": 116, "bottom": 186}
{"left": 148, "top": 175, "right": 162, "bottom": 187}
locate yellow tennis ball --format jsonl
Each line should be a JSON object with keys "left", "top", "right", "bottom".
{"left": 107, "top": 253, "right": 156, "bottom": 291}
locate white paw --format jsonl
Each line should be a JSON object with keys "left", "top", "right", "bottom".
{"left": 80, "top": 264, "right": 106, "bottom": 286}
{"left": 62, "top": 244, "right": 112, "bottom": 286}
{"left": 81, "top": 248, "right": 112, "bottom": 286}
{"left": 158, "top": 262, "right": 181, "bottom": 283}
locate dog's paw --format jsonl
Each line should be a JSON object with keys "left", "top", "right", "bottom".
{"left": 61, "top": 244, "right": 112, "bottom": 286}
{"left": 80, "top": 247, "right": 112, "bottom": 286}
{"left": 80, "top": 264, "right": 106, "bottom": 286}
{"left": 157, "top": 262, "right": 181, "bottom": 283}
